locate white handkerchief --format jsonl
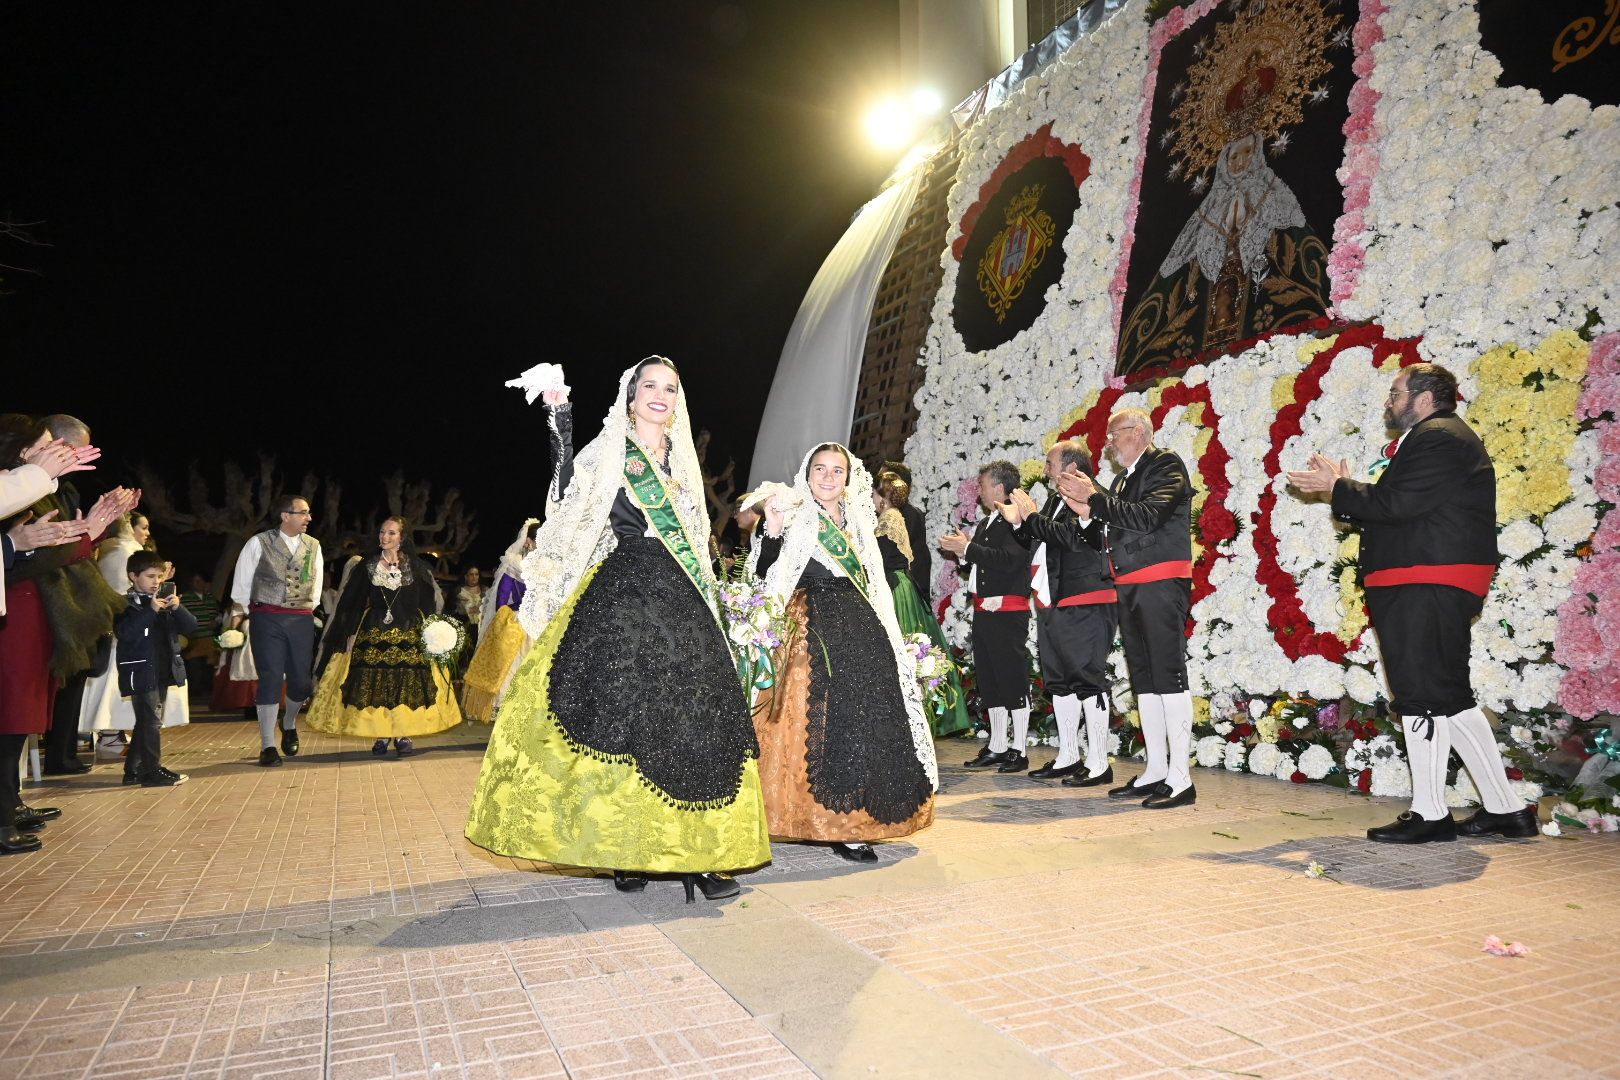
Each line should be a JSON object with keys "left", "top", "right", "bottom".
{"left": 504, "top": 363, "right": 570, "bottom": 404}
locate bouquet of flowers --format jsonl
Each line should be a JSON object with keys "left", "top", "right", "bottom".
{"left": 906, "top": 633, "right": 960, "bottom": 719}
{"left": 215, "top": 628, "right": 246, "bottom": 650}
{"left": 717, "top": 571, "right": 791, "bottom": 705}
{"left": 420, "top": 614, "right": 468, "bottom": 667}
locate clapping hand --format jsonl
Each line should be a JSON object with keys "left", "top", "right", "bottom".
{"left": 1286, "top": 452, "right": 1349, "bottom": 494}
{"left": 85, "top": 486, "right": 141, "bottom": 539}
{"left": 6, "top": 509, "right": 90, "bottom": 552}
{"left": 1054, "top": 466, "right": 1095, "bottom": 504}
{"left": 21, "top": 439, "right": 101, "bottom": 479}
{"left": 937, "top": 529, "right": 969, "bottom": 558}
{"left": 1000, "top": 487, "right": 1040, "bottom": 526}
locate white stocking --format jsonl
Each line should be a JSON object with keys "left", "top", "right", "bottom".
{"left": 1449, "top": 708, "right": 1523, "bottom": 814}
{"left": 987, "top": 707, "right": 1009, "bottom": 754}
{"left": 1401, "top": 714, "right": 1451, "bottom": 821}
{"left": 1081, "top": 693, "right": 1110, "bottom": 777}
{"left": 1011, "top": 706, "right": 1030, "bottom": 754}
{"left": 1162, "top": 691, "right": 1194, "bottom": 794}
{"left": 256, "top": 705, "right": 279, "bottom": 749}
{"left": 282, "top": 698, "right": 306, "bottom": 731}
{"left": 1136, "top": 693, "right": 1168, "bottom": 785}
{"left": 1052, "top": 694, "right": 1080, "bottom": 767}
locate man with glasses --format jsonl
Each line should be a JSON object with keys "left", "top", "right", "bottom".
{"left": 228, "top": 495, "right": 323, "bottom": 767}
{"left": 1289, "top": 363, "right": 1533, "bottom": 843}
{"left": 1056, "top": 408, "right": 1196, "bottom": 809}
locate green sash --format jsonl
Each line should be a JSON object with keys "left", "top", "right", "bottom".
{"left": 622, "top": 439, "right": 717, "bottom": 609}
{"left": 816, "top": 512, "right": 869, "bottom": 599}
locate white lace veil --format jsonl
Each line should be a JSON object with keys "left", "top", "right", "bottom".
{"left": 480, "top": 516, "right": 539, "bottom": 639}
{"left": 747, "top": 443, "right": 939, "bottom": 789}
{"left": 517, "top": 359, "right": 717, "bottom": 640}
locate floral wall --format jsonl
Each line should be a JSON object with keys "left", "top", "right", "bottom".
{"left": 906, "top": 0, "right": 1619, "bottom": 812}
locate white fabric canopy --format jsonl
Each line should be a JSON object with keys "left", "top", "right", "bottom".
{"left": 747, "top": 168, "right": 924, "bottom": 488}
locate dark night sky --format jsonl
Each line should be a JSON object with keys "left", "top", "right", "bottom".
{"left": 0, "top": 2, "right": 902, "bottom": 566}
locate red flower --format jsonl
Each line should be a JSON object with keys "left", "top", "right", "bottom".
{"left": 1290, "top": 771, "right": 1308, "bottom": 784}
{"left": 1277, "top": 726, "right": 1295, "bottom": 741}
{"left": 1506, "top": 767, "right": 1524, "bottom": 780}
{"left": 1235, "top": 722, "right": 1255, "bottom": 738}
{"left": 1357, "top": 769, "right": 1372, "bottom": 793}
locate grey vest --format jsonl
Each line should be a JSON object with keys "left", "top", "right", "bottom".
{"left": 251, "top": 529, "right": 320, "bottom": 609}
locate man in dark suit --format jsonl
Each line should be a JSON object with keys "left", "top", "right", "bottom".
{"left": 881, "top": 461, "right": 932, "bottom": 601}
{"left": 1001, "top": 440, "right": 1118, "bottom": 784}
{"left": 1059, "top": 408, "right": 1196, "bottom": 809}
{"left": 1290, "top": 362, "right": 1535, "bottom": 843}
{"left": 940, "top": 460, "right": 1033, "bottom": 772}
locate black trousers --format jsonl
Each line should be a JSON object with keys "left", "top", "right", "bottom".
{"left": 1366, "top": 584, "right": 1483, "bottom": 716}
{"left": 251, "top": 612, "right": 316, "bottom": 705}
{"left": 126, "top": 691, "right": 165, "bottom": 780}
{"left": 1116, "top": 578, "right": 1190, "bottom": 694}
{"left": 45, "top": 671, "right": 88, "bottom": 767}
{"left": 971, "top": 610, "right": 1031, "bottom": 710}
{"left": 1036, "top": 604, "right": 1117, "bottom": 697}
{"left": 0, "top": 732, "right": 25, "bottom": 812}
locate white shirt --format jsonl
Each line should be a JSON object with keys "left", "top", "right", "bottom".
{"left": 230, "top": 530, "right": 323, "bottom": 612}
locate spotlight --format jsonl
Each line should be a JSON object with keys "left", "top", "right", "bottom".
{"left": 911, "top": 88, "right": 943, "bottom": 115}
{"left": 863, "top": 97, "right": 915, "bottom": 148}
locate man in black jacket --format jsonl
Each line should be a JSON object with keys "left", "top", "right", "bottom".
{"left": 881, "top": 461, "right": 932, "bottom": 600}
{"left": 1059, "top": 408, "right": 1196, "bottom": 809}
{"left": 1290, "top": 362, "right": 1535, "bottom": 843}
{"left": 941, "top": 460, "right": 1033, "bottom": 772}
{"left": 1003, "top": 440, "right": 1118, "bottom": 785}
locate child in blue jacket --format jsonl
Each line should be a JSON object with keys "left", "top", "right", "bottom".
{"left": 116, "top": 550, "right": 196, "bottom": 786}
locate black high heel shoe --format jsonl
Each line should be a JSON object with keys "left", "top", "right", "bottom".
{"left": 613, "top": 870, "right": 648, "bottom": 893}
{"left": 681, "top": 873, "right": 740, "bottom": 903}
{"left": 831, "top": 842, "right": 878, "bottom": 863}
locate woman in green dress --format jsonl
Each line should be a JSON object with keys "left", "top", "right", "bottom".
{"left": 873, "top": 471, "right": 972, "bottom": 737}
{"left": 465, "top": 358, "right": 770, "bottom": 902}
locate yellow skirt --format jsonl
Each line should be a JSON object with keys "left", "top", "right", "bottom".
{"left": 465, "top": 562, "right": 772, "bottom": 874}
{"left": 461, "top": 606, "right": 529, "bottom": 724}
{"left": 304, "top": 652, "right": 464, "bottom": 738}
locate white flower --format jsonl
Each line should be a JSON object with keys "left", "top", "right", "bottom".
{"left": 1298, "top": 744, "right": 1335, "bottom": 781}
{"left": 1272, "top": 753, "right": 1298, "bottom": 782}
{"left": 1370, "top": 760, "right": 1413, "bottom": 799}
{"left": 1509, "top": 725, "right": 1533, "bottom": 747}
{"left": 1224, "top": 742, "right": 1247, "bottom": 771}
{"left": 421, "top": 617, "right": 461, "bottom": 661}
{"left": 1196, "top": 735, "right": 1226, "bottom": 768}
{"left": 1247, "top": 742, "right": 1282, "bottom": 778}
{"left": 1497, "top": 520, "right": 1544, "bottom": 562}
{"left": 215, "top": 629, "right": 245, "bottom": 650}
{"left": 1541, "top": 821, "right": 1562, "bottom": 837}
{"left": 1249, "top": 698, "right": 1268, "bottom": 720}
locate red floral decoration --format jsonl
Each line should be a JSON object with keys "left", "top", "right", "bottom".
{"left": 1252, "top": 323, "right": 1422, "bottom": 662}
{"left": 952, "top": 122, "right": 1092, "bottom": 261}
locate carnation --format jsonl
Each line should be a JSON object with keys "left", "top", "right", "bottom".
{"left": 1298, "top": 744, "right": 1335, "bottom": 780}
{"left": 1370, "top": 760, "right": 1413, "bottom": 799}
{"left": 1224, "top": 742, "right": 1247, "bottom": 772}
{"left": 215, "top": 629, "right": 245, "bottom": 650}
{"left": 1247, "top": 742, "right": 1282, "bottom": 778}
{"left": 1196, "top": 735, "right": 1226, "bottom": 768}
{"left": 1272, "top": 752, "right": 1298, "bottom": 782}
{"left": 421, "top": 618, "right": 461, "bottom": 660}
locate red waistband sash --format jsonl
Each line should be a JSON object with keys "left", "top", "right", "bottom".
{"left": 973, "top": 594, "right": 1032, "bottom": 612}
{"left": 1363, "top": 563, "right": 1495, "bottom": 597}
{"left": 249, "top": 603, "right": 316, "bottom": 617}
{"left": 1055, "top": 589, "right": 1117, "bottom": 607}
{"left": 1112, "top": 560, "right": 1194, "bottom": 586}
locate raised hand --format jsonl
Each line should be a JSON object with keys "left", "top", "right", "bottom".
{"left": 1055, "top": 467, "right": 1095, "bottom": 504}
{"left": 937, "top": 529, "right": 969, "bottom": 558}
{"left": 7, "top": 509, "right": 91, "bottom": 552}
{"left": 1286, "top": 453, "right": 1344, "bottom": 494}
{"left": 541, "top": 386, "right": 570, "bottom": 407}
{"left": 85, "top": 487, "right": 136, "bottom": 538}
{"left": 21, "top": 439, "right": 100, "bottom": 479}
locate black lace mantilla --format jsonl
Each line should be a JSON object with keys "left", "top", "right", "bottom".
{"left": 548, "top": 537, "right": 758, "bottom": 808}
{"left": 802, "top": 577, "right": 932, "bottom": 824}
{"left": 343, "top": 624, "right": 438, "bottom": 710}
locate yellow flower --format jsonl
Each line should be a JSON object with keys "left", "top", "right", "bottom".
{"left": 1297, "top": 335, "right": 1337, "bottom": 364}
{"left": 1020, "top": 458, "right": 1046, "bottom": 487}
{"left": 1194, "top": 696, "right": 1211, "bottom": 725}
{"left": 1272, "top": 373, "right": 1299, "bottom": 410}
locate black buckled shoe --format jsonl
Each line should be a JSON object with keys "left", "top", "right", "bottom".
{"left": 1367, "top": 811, "right": 1457, "bottom": 844}
{"left": 1142, "top": 783, "right": 1196, "bottom": 809}
{"left": 258, "top": 747, "right": 283, "bottom": 768}
{"left": 1108, "top": 777, "right": 1166, "bottom": 799}
{"left": 1029, "top": 760, "right": 1082, "bottom": 780}
{"left": 963, "top": 747, "right": 1012, "bottom": 769}
{"left": 996, "top": 752, "right": 1029, "bottom": 774}
{"left": 1062, "top": 765, "right": 1114, "bottom": 788}
{"left": 280, "top": 727, "right": 300, "bottom": 757}
{"left": 1456, "top": 805, "right": 1539, "bottom": 839}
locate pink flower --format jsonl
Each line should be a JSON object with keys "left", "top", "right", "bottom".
{"left": 1482, "top": 935, "right": 1530, "bottom": 958}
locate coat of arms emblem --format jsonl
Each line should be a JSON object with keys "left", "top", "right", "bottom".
{"left": 976, "top": 184, "right": 1057, "bottom": 323}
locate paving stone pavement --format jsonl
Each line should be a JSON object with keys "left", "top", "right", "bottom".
{"left": 1, "top": 716, "right": 1617, "bottom": 1079}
